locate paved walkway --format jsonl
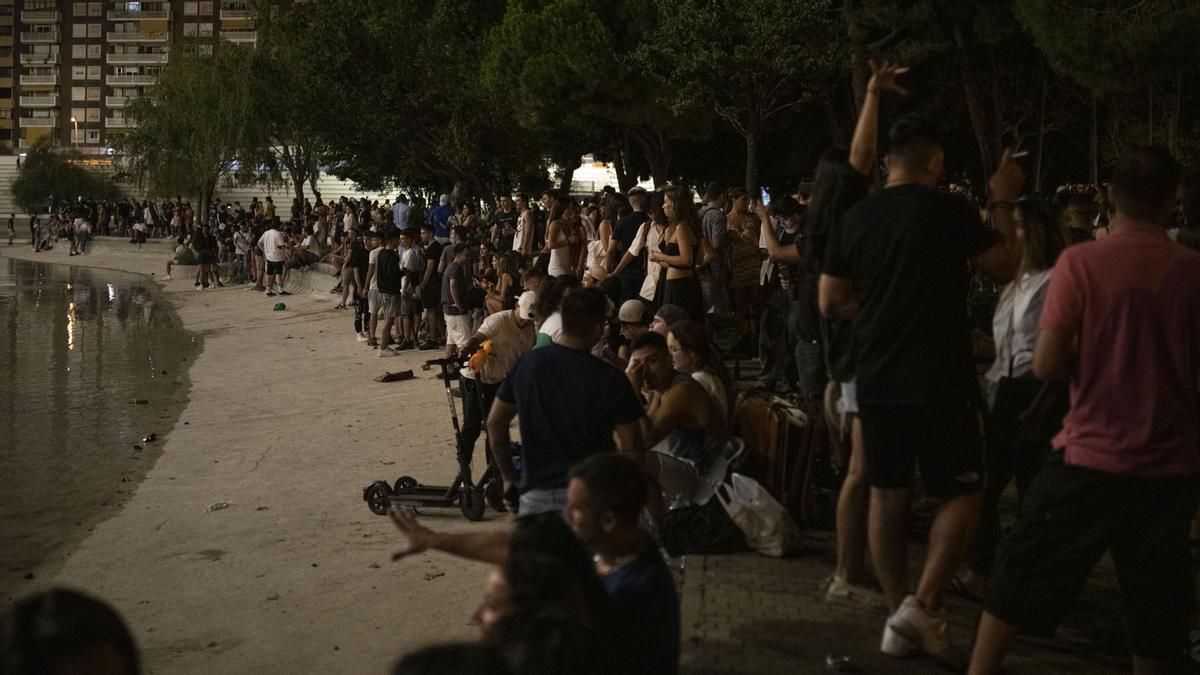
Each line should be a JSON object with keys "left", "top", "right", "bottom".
{"left": 677, "top": 530, "right": 1129, "bottom": 674}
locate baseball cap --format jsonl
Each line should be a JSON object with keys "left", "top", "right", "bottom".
{"left": 517, "top": 291, "right": 537, "bottom": 320}
{"left": 618, "top": 299, "right": 649, "bottom": 324}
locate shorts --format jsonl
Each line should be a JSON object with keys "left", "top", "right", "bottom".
{"left": 421, "top": 278, "right": 442, "bottom": 309}
{"left": 398, "top": 292, "right": 416, "bottom": 316}
{"left": 445, "top": 314, "right": 472, "bottom": 348}
{"left": 367, "top": 287, "right": 380, "bottom": 314}
{"left": 986, "top": 455, "right": 1200, "bottom": 657}
{"left": 376, "top": 292, "right": 399, "bottom": 318}
{"left": 518, "top": 488, "right": 568, "bottom": 517}
{"left": 265, "top": 259, "right": 284, "bottom": 275}
{"left": 858, "top": 403, "right": 983, "bottom": 497}
{"left": 836, "top": 378, "right": 858, "bottom": 415}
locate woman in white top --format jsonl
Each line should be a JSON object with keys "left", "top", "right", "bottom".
{"left": 543, "top": 196, "right": 581, "bottom": 278}
{"left": 666, "top": 319, "right": 734, "bottom": 423}
{"left": 955, "top": 196, "right": 1069, "bottom": 601}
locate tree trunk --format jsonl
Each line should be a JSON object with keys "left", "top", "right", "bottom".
{"left": 1090, "top": 94, "right": 1099, "bottom": 185}
{"left": 292, "top": 167, "right": 306, "bottom": 205}
{"left": 953, "top": 23, "right": 995, "bottom": 181}
{"left": 631, "top": 128, "right": 670, "bottom": 188}
{"left": 1035, "top": 63, "right": 1048, "bottom": 193}
{"left": 1170, "top": 70, "right": 1182, "bottom": 154}
{"left": 308, "top": 171, "right": 321, "bottom": 203}
{"left": 611, "top": 139, "right": 635, "bottom": 192}
{"left": 557, "top": 165, "right": 575, "bottom": 195}
{"left": 744, "top": 123, "right": 761, "bottom": 194}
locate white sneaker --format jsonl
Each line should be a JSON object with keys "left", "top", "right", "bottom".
{"left": 886, "top": 595, "right": 966, "bottom": 670}
{"left": 825, "top": 576, "right": 887, "bottom": 611}
{"left": 378, "top": 349, "right": 398, "bottom": 357}
{"left": 356, "top": 333, "right": 369, "bottom": 343}
{"left": 880, "top": 622, "right": 917, "bottom": 658}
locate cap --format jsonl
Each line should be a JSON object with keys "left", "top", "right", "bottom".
{"left": 517, "top": 291, "right": 537, "bottom": 320}
{"left": 618, "top": 299, "right": 649, "bottom": 324}
{"left": 586, "top": 263, "right": 609, "bottom": 282}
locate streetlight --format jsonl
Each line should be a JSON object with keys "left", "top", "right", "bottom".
{"left": 70, "top": 116, "right": 78, "bottom": 150}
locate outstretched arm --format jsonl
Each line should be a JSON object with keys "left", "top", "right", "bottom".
{"left": 389, "top": 506, "right": 511, "bottom": 565}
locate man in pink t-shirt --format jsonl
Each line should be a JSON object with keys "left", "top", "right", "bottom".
{"left": 970, "top": 147, "right": 1200, "bottom": 674}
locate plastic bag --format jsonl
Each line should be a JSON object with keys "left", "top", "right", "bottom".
{"left": 716, "top": 473, "right": 800, "bottom": 557}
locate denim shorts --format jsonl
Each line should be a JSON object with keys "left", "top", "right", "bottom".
{"left": 518, "top": 487, "right": 568, "bottom": 518}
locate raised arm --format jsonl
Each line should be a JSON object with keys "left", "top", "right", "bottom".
{"left": 850, "top": 61, "right": 909, "bottom": 176}
{"left": 972, "top": 149, "right": 1025, "bottom": 284}
{"left": 756, "top": 203, "right": 802, "bottom": 265}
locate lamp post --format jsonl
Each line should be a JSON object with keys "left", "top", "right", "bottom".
{"left": 69, "top": 116, "right": 78, "bottom": 150}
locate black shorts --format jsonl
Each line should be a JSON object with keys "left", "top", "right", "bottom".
{"left": 858, "top": 404, "right": 983, "bottom": 497}
{"left": 265, "top": 260, "right": 284, "bottom": 275}
{"left": 986, "top": 454, "right": 1200, "bottom": 658}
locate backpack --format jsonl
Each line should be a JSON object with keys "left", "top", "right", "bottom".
{"left": 376, "top": 248, "right": 403, "bottom": 294}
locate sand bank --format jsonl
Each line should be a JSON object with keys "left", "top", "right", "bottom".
{"left": 1, "top": 238, "right": 504, "bottom": 674}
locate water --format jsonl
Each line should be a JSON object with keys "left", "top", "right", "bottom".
{"left": 0, "top": 258, "right": 197, "bottom": 596}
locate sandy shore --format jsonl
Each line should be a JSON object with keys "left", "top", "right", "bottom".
{"left": 1, "top": 239, "right": 505, "bottom": 674}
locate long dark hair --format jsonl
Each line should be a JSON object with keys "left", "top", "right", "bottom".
{"left": 804, "top": 147, "right": 850, "bottom": 270}
{"left": 535, "top": 274, "right": 579, "bottom": 322}
{"left": 1015, "top": 195, "right": 1066, "bottom": 278}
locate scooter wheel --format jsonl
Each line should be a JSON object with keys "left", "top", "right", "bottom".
{"left": 483, "top": 478, "right": 505, "bottom": 513}
{"left": 393, "top": 476, "right": 418, "bottom": 494}
{"left": 364, "top": 481, "right": 393, "bottom": 516}
{"left": 460, "top": 487, "right": 486, "bottom": 522}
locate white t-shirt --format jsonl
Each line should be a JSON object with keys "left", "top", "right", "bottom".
{"left": 302, "top": 234, "right": 321, "bottom": 257}
{"left": 476, "top": 310, "right": 536, "bottom": 384}
{"left": 259, "top": 228, "right": 286, "bottom": 262}
{"left": 537, "top": 311, "right": 564, "bottom": 345}
{"left": 692, "top": 369, "right": 728, "bottom": 418}
{"left": 368, "top": 246, "right": 383, "bottom": 289}
{"left": 513, "top": 210, "right": 530, "bottom": 253}
{"left": 629, "top": 222, "right": 663, "bottom": 303}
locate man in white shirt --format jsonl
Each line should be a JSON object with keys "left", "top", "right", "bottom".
{"left": 396, "top": 228, "right": 423, "bottom": 349}
{"left": 514, "top": 194, "right": 535, "bottom": 258}
{"left": 364, "top": 230, "right": 384, "bottom": 347}
{"left": 612, "top": 215, "right": 665, "bottom": 304}
{"left": 259, "top": 219, "right": 290, "bottom": 297}
{"left": 392, "top": 194, "right": 410, "bottom": 230}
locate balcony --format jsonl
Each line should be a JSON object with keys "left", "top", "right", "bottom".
{"left": 107, "top": 32, "right": 169, "bottom": 43}
{"left": 19, "top": 74, "right": 57, "bottom": 86}
{"left": 20, "top": 117, "right": 58, "bottom": 128}
{"left": 219, "top": 8, "right": 255, "bottom": 19}
{"left": 106, "top": 74, "right": 157, "bottom": 86}
{"left": 20, "top": 53, "right": 58, "bottom": 65}
{"left": 108, "top": 10, "right": 170, "bottom": 21}
{"left": 19, "top": 95, "right": 58, "bottom": 107}
{"left": 220, "top": 30, "right": 257, "bottom": 43}
{"left": 21, "top": 10, "right": 60, "bottom": 24}
{"left": 105, "top": 117, "right": 136, "bottom": 129}
{"left": 105, "top": 95, "right": 131, "bottom": 107}
{"left": 106, "top": 52, "right": 168, "bottom": 65}
{"left": 20, "top": 31, "right": 59, "bottom": 44}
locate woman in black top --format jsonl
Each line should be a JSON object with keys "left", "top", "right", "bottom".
{"left": 650, "top": 186, "right": 704, "bottom": 322}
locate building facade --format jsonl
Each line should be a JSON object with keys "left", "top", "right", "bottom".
{"left": 5, "top": 1, "right": 268, "bottom": 156}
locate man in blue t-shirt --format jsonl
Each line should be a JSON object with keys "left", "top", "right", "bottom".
{"left": 488, "top": 287, "right": 646, "bottom": 516}
{"left": 428, "top": 194, "right": 454, "bottom": 243}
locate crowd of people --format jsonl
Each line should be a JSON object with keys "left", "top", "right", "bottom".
{"left": 5, "top": 61, "right": 1200, "bottom": 675}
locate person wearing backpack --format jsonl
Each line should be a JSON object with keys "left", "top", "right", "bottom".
{"left": 376, "top": 229, "right": 404, "bottom": 356}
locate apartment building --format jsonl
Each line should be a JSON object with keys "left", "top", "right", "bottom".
{"left": 8, "top": 1, "right": 274, "bottom": 156}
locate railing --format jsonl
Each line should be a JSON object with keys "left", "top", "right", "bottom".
{"left": 19, "top": 74, "right": 57, "bottom": 86}
{"left": 106, "top": 52, "right": 168, "bottom": 64}
{"left": 19, "top": 95, "right": 57, "bottom": 107}
{"left": 20, "top": 53, "right": 58, "bottom": 65}
{"left": 20, "top": 10, "right": 60, "bottom": 23}
{"left": 220, "top": 30, "right": 257, "bottom": 42}
{"left": 107, "top": 32, "right": 169, "bottom": 43}
{"left": 20, "top": 117, "right": 58, "bottom": 128}
{"left": 105, "top": 117, "right": 136, "bottom": 129}
{"left": 20, "top": 31, "right": 59, "bottom": 43}
{"left": 219, "top": 8, "right": 255, "bottom": 19}
{"left": 106, "top": 74, "right": 157, "bottom": 86}
{"left": 105, "top": 96, "right": 130, "bottom": 107}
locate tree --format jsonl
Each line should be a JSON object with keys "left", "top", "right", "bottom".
{"left": 11, "top": 140, "right": 117, "bottom": 212}
{"left": 482, "top": 0, "right": 701, "bottom": 188}
{"left": 636, "top": 0, "right": 848, "bottom": 192}
{"left": 118, "top": 46, "right": 270, "bottom": 221}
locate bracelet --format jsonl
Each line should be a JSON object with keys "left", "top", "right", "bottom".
{"left": 988, "top": 201, "right": 1015, "bottom": 210}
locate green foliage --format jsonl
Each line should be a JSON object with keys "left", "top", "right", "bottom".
{"left": 10, "top": 140, "right": 116, "bottom": 212}
{"left": 117, "top": 46, "right": 270, "bottom": 211}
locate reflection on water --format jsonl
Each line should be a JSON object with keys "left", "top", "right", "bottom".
{"left": 0, "top": 258, "right": 196, "bottom": 595}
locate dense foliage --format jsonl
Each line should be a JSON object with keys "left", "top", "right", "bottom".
{"left": 11, "top": 141, "right": 116, "bottom": 212}
{"left": 116, "top": 0, "right": 1200, "bottom": 205}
